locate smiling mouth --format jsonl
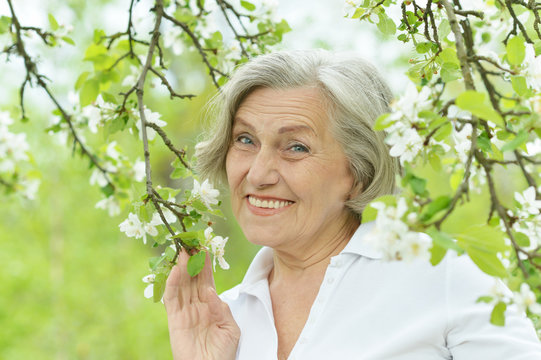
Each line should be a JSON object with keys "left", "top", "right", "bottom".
{"left": 247, "top": 195, "right": 294, "bottom": 209}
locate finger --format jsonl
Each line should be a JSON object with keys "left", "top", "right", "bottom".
{"left": 164, "top": 264, "right": 181, "bottom": 311}
{"left": 205, "top": 287, "right": 237, "bottom": 328}
{"left": 176, "top": 248, "right": 191, "bottom": 308}
{"left": 197, "top": 251, "right": 215, "bottom": 300}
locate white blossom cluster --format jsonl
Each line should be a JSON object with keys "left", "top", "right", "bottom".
{"left": 508, "top": 186, "right": 541, "bottom": 252}
{"left": 119, "top": 209, "right": 177, "bottom": 245}
{"left": 366, "top": 198, "right": 432, "bottom": 262}
{"left": 90, "top": 140, "right": 146, "bottom": 216}
{"left": 489, "top": 280, "right": 541, "bottom": 316}
{"left": 384, "top": 83, "right": 449, "bottom": 165}
{"left": 203, "top": 226, "right": 230, "bottom": 271}
{"left": 192, "top": 178, "right": 220, "bottom": 208}
{"left": 0, "top": 111, "right": 40, "bottom": 199}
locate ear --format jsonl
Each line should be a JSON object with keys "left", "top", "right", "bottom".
{"left": 347, "top": 181, "right": 363, "bottom": 201}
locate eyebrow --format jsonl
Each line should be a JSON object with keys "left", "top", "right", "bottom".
{"left": 233, "top": 117, "right": 316, "bottom": 136}
{"left": 278, "top": 124, "right": 316, "bottom": 135}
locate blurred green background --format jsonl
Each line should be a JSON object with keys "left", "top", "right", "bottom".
{"left": 0, "top": 0, "right": 528, "bottom": 359}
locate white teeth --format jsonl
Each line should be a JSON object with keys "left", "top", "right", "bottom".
{"left": 248, "top": 196, "right": 292, "bottom": 209}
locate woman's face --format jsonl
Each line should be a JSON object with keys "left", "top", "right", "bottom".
{"left": 225, "top": 87, "right": 356, "bottom": 251}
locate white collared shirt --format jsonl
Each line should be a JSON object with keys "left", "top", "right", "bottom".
{"left": 220, "top": 222, "right": 541, "bottom": 360}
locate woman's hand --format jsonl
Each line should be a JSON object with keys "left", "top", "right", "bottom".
{"left": 164, "top": 249, "right": 240, "bottom": 360}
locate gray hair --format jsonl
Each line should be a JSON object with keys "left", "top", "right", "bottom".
{"left": 195, "top": 49, "right": 398, "bottom": 220}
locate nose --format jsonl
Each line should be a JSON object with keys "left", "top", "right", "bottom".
{"left": 246, "top": 146, "right": 279, "bottom": 188}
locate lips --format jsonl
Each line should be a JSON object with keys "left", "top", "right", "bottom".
{"left": 247, "top": 195, "right": 294, "bottom": 209}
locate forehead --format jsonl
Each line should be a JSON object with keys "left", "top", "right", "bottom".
{"left": 233, "top": 87, "right": 331, "bottom": 134}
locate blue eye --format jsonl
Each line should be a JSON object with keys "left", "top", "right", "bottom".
{"left": 290, "top": 144, "right": 309, "bottom": 153}
{"left": 236, "top": 135, "right": 253, "bottom": 145}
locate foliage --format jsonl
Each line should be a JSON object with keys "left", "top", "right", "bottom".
{"left": 1, "top": 0, "right": 289, "bottom": 306}
{"left": 347, "top": 0, "right": 541, "bottom": 330}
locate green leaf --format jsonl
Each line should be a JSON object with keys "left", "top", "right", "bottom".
{"left": 191, "top": 198, "right": 208, "bottom": 212}
{"left": 377, "top": 13, "right": 396, "bottom": 35}
{"left": 477, "top": 295, "right": 494, "bottom": 304}
{"left": 362, "top": 195, "right": 397, "bottom": 222}
{"left": 164, "top": 246, "right": 177, "bottom": 261}
{"left": 438, "top": 19, "right": 451, "bottom": 40}
{"left": 62, "top": 36, "right": 75, "bottom": 46}
{"left": 455, "top": 90, "right": 503, "bottom": 127}
{"left": 100, "top": 183, "right": 114, "bottom": 197}
{"left": 416, "top": 42, "right": 431, "bottom": 54}
{"left": 428, "top": 152, "right": 442, "bottom": 171}
{"left": 0, "top": 16, "right": 11, "bottom": 34}
{"left": 427, "top": 228, "right": 463, "bottom": 253}
{"left": 240, "top": 0, "right": 256, "bottom": 11}
{"left": 440, "top": 62, "right": 461, "bottom": 83}
{"left": 79, "top": 79, "right": 100, "bottom": 107}
{"left": 149, "top": 255, "right": 165, "bottom": 271}
{"left": 374, "top": 113, "right": 393, "bottom": 130}
{"left": 433, "top": 122, "right": 452, "bottom": 141}
{"left": 501, "top": 129, "right": 529, "bottom": 152}
{"left": 490, "top": 301, "right": 507, "bottom": 326}
{"left": 430, "top": 243, "right": 447, "bottom": 266}
{"left": 352, "top": 8, "right": 365, "bottom": 19}
{"left": 187, "top": 251, "right": 206, "bottom": 277}
{"left": 466, "top": 248, "right": 508, "bottom": 278}
{"left": 171, "top": 166, "right": 190, "bottom": 179}
{"left": 511, "top": 76, "right": 528, "bottom": 96}
{"left": 421, "top": 196, "right": 452, "bottom": 222}
{"left": 274, "top": 19, "right": 291, "bottom": 40}
{"left": 48, "top": 13, "right": 59, "bottom": 31}
{"left": 456, "top": 225, "right": 507, "bottom": 253}
{"left": 436, "top": 48, "right": 459, "bottom": 65}
{"left": 506, "top": 36, "right": 525, "bottom": 66}
{"left": 514, "top": 232, "right": 530, "bottom": 247}
{"left": 477, "top": 132, "right": 492, "bottom": 153}
{"left": 176, "top": 231, "right": 200, "bottom": 247}
{"left": 153, "top": 273, "right": 167, "bottom": 303}
{"left": 75, "top": 72, "right": 90, "bottom": 90}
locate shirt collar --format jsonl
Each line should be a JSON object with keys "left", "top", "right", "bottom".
{"left": 234, "top": 221, "right": 382, "bottom": 296}
{"left": 340, "top": 221, "right": 383, "bottom": 260}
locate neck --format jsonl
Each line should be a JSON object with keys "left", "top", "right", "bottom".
{"left": 269, "top": 215, "right": 359, "bottom": 284}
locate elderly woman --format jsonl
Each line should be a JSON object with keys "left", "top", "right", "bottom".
{"left": 164, "top": 50, "right": 541, "bottom": 360}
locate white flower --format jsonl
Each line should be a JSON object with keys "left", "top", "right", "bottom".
{"left": 192, "top": 179, "right": 220, "bottom": 208}
{"left": 122, "top": 65, "right": 140, "bottom": 87}
{"left": 389, "top": 83, "right": 432, "bottom": 121}
{"left": 526, "top": 138, "right": 541, "bottom": 157}
{"left": 20, "top": 178, "right": 40, "bottom": 200}
{"left": 0, "top": 111, "right": 13, "bottom": 127}
{"left": 119, "top": 211, "right": 172, "bottom": 244}
{"left": 514, "top": 283, "right": 541, "bottom": 315}
{"left": 343, "top": 0, "right": 361, "bottom": 17}
{"left": 203, "top": 226, "right": 230, "bottom": 271}
{"left": 105, "top": 141, "right": 121, "bottom": 160}
{"left": 210, "top": 235, "right": 230, "bottom": 270}
{"left": 163, "top": 27, "right": 184, "bottom": 56}
{"left": 366, "top": 199, "right": 431, "bottom": 262}
{"left": 398, "top": 232, "right": 432, "bottom": 262}
{"left": 119, "top": 212, "right": 146, "bottom": 241}
{"left": 490, "top": 280, "right": 510, "bottom": 301}
{"left": 524, "top": 44, "right": 541, "bottom": 91}
{"left": 95, "top": 196, "right": 121, "bottom": 216}
{"left": 82, "top": 104, "right": 102, "bottom": 133}
{"left": 142, "top": 274, "right": 156, "bottom": 299}
{"left": 452, "top": 123, "right": 472, "bottom": 163}
{"left": 386, "top": 126, "right": 424, "bottom": 165}
{"left": 133, "top": 159, "right": 146, "bottom": 182}
{"left": 89, "top": 168, "right": 108, "bottom": 187}
{"left": 515, "top": 186, "right": 541, "bottom": 216}
{"left": 134, "top": 107, "right": 167, "bottom": 140}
